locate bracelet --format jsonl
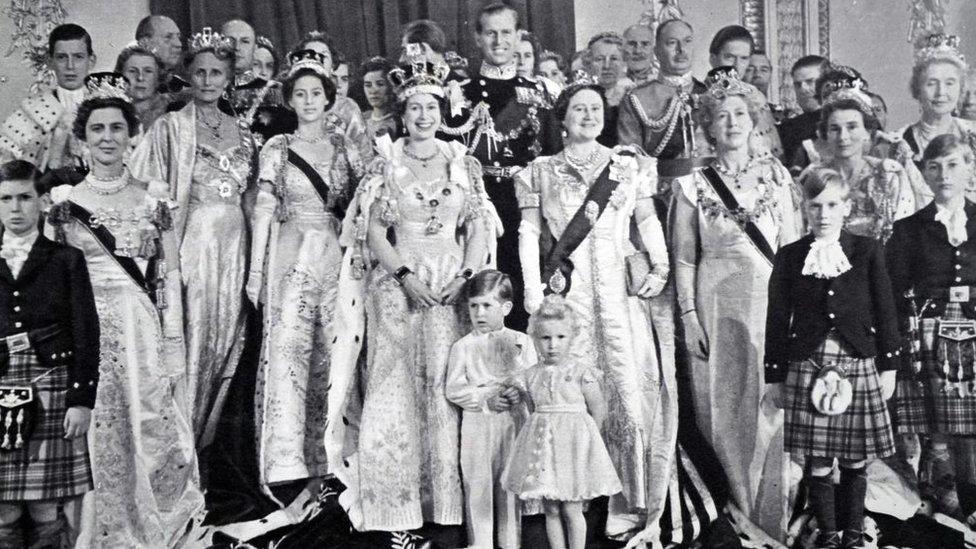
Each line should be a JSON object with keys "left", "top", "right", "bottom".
{"left": 393, "top": 265, "right": 413, "bottom": 284}
{"left": 680, "top": 308, "right": 696, "bottom": 316}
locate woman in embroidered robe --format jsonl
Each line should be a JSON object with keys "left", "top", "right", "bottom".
{"left": 130, "top": 30, "right": 253, "bottom": 448}
{"left": 802, "top": 90, "right": 919, "bottom": 243}
{"left": 324, "top": 60, "right": 500, "bottom": 532}
{"left": 673, "top": 75, "right": 802, "bottom": 541}
{"left": 515, "top": 80, "right": 680, "bottom": 542}
{"left": 247, "top": 50, "right": 363, "bottom": 502}
{"left": 46, "top": 75, "right": 203, "bottom": 548}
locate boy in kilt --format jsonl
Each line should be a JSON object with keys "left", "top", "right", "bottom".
{"left": 765, "top": 167, "right": 901, "bottom": 549}
{"left": 886, "top": 134, "right": 976, "bottom": 525}
{"left": 0, "top": 159, "right": 99, "bottom": 548}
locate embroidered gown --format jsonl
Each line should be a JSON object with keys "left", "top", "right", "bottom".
{"left": 130, "top": 103, "right": 252, "bottom": 446}
{"left": 49, "top": 187, "right": 204, "bottom": 548}
{"left": 516, "top": 149, "right": 705, "bottom": 541}
{"left": 325, "top": 138, "right": 499, "bottom": 531}
{"left": 672, "top": 158, "right": 802, "bottom": 539}
{"left": 252, "top": 133, "right": 362, "bottom": 488}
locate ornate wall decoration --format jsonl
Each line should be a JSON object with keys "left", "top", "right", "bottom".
{"left": 817, "top": 0, "right": 829, "bottom": 57}
{"left": 740, "top": 0, "right": 765, "bottom": 53}
{"left": 4, "top": 0, "right": 67, "bottom": 93}
{"left": 774, "top": 0, "right": 806, "bottom": 111}
{"left": 907, "top": 0, "right": 948, "bottom": 44}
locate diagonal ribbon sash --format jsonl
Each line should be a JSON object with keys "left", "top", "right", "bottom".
{"left": 700, "top": 166, "right": 775, "bottom": 266}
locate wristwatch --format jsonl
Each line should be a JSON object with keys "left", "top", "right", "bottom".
{"left": 393, "top": 266, "right": 413, "bottom": 284}
{"left": 456, "top": 268, "right": 474, "bottom": 280}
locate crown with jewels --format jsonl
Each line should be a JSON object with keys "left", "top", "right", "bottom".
{"left": 702, "top": 67, "right": 755, "bottom": 100}
{"left": 388, "top": 43, "right": 450, "bottom": 101}
{"left": 287, "top": 49, "right": 330, "bottom": 77}
{"left": 915, "top": 33, "right": 966, "bottom": 66}
{"left": 84, "top": 72, "right": 131, "bottom": 101}
{"left": 187, "top": 27, "right": 234, "bottom": 57}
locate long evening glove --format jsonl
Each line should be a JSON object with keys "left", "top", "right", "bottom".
{"left": 518, "top": 219, "right": 545, "bottom": 315}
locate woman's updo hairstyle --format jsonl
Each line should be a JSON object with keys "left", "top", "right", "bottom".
{"left": 552, "top": 72, "right": 608, "bottom": 126}
{"left": 72, "top": 72, "right": 140, "bottom": 141}
{"left": 281, "top": 49, "right": 337, "bottom": 106}
{"left": 183, "top": 27, "right": 236, "bottom": 75}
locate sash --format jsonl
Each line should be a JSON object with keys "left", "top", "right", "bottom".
{"left": 540, "top": 153, "right": 630, "bottom": 295}
{"left": 700, "top": 166, "right": 776, "bottom": 266}
{"left": 67, "top": 202, "right": 159, "bottom": 304}
{"left": 288, "top": 147, "right": 349, "bottom": 220}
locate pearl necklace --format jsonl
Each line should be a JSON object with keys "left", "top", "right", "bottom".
{"left": 564, "top": 147, "right": 602, "bottom": 172}
{"left": 84, "top": 169, "right": 130, "bottom": 195}
{"left": 714, "top": 156, "right": 758, "bottom": 190}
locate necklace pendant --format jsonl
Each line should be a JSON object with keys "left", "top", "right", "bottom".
{"left": 218, "top": 155, "right": 231, "bottom": 172}
{"left": 425, "top": 216, "right": 443, "bottom": 235}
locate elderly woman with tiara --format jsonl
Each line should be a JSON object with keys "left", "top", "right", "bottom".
{"left": 325, "top": 52, "right": 500, "bottom": 533}
{"left": 46, "top": 72, "right": 203, "bottom": 547}
{"left": 248, "top": 48, "right": 365, "bottom": 506}
{"left": 672, "top": 70, "right": 803, "bottom": 541}
{"left": 130, "top": 28, "right": 255, "bottom": 450}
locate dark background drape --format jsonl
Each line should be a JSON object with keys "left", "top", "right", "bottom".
{"left": 150, "top": 0, "right": 577, "bottom": 68}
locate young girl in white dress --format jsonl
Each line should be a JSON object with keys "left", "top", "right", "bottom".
{"left": 502, "top": 295, "right": 621, "bottom": 549}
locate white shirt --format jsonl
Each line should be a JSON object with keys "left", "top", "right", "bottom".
{"left": 935, "top": 202, "right": 968, "bottom": 247}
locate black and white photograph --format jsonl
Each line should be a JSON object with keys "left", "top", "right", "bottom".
{"left": 0, "top": 0, "right": 974, "bottom": 547}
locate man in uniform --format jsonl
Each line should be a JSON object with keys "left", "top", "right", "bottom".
{"left": 0, "top": 24, "right": 95, "bottom": 174}
{"left": 442, "top": 1, "right": 555, "bottom": 330}
{"left": 778, "top": 54, "right": 830, "bottom": 172}
{"left": 618, "top": 18, "right": 706, "bottom": 211}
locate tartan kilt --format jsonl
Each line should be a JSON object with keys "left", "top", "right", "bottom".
{"left": 892, "top": 377, "right": 930, "bottom": 434}
{"left": 784, "top": 333, "right": 895, "bottom": 460}
{"left": 919, "top": 303, "right": 976, "bottom": 435}
{"left": 0, "top": 348, "right": 92, "bottom": 501}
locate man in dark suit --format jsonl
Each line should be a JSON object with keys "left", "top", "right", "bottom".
{"left": 778, "top": 55, "right": 830, "bottom": 173}
{"left": 0, "top": 160, "right": 99, "bottom": 548}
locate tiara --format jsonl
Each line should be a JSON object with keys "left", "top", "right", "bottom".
{"left": 702, "top": 68, "right": 754, "bottom": 100}
{"left": 915, "top": 33, "right": 966, "bottom": 66}
{"left": 388, "top": 44, "right": 450, "bottom": 101}
{"left": 820, "top": 74, "right": 867, "bottom": 99}
{"left": 84, "top": 72, "right": 130, "bottom": 101}
{"left": 823, "top": 87, "right": 874, "bottom": 113}
{"left": 256, "top": 35, "right": 275, "bottom": 51}
{"left": 444, "top": 50, "right": 468, "bottom": 70}
{"left": 187, "top": 27, "right": 234, "bottom": 57}
{"left": 287, "top": 49, "right": 330, "bottom": 77}
{"left": 304, "top": 30, "right": 329, "bottom": 43}
{"left": 563, "top": 70, "right": 600, "bottom": 89}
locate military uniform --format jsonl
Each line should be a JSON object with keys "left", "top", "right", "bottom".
{"left": 442, "top": 62, "right": 557, "bottom": 330}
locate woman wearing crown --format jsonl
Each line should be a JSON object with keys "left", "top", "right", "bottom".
{"left": 672, "top": 72, "right": 802, "bottom": 540}
{"left": 247, "top": 49, "right": 364, "bottom": 502}
{"left": 802, "top": 86, "right": 919, "bottom": 243}
{"left": 324, "top": 57, "right": 499, "bottom": 532}
{"left": 514, "top": 73, "right": 680, "bottom": 541}
{"left": 899, "top": 34, "right": 976, "bottom": 178}
{"left": 130, "top": 28, "right": 254, "bottom": 450}
{"left": 45, "top": 72, "right": 204, "bottom": 547}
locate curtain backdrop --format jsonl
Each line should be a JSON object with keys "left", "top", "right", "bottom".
{"left": 151, "top": 0, "right": 576, "bottom": 69}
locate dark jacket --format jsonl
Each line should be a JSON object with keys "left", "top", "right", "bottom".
{"left": 885, "top": 200, "right": 976, "bottom": 321}
{"left": 764, "top": 231, "right": 902, "bottom": 383}
{"left": 0, "top": 234, "right": 99, "bottom": 408}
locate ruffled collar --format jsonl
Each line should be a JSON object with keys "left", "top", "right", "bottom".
{"left": 2, "top": 228, "right": 37, "bottom": 251}
{"left": 935, "top": 201, "right": 968, "bottom": 246}
{"left": 480, "top": 62, "right": 518, "bottom": 80}
{"left": 802, "top": 233, "right": 852, "bottom": 279}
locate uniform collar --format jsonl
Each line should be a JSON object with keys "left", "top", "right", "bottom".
{"left": 480, "top": 62, "right": 517, "bottom": 80}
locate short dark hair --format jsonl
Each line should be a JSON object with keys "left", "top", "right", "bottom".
{"left": 281, "top": 67, "right": 337, "bottom": 107}
{"left": 654, "top": 19, "right": 693, "bottom": 45}
{"left": 799, "top": 167, "right": 850, "bottom": 201}
{"left": 48, "top": 23, "right": 93, "bottom": 57}
{"left": 791, "top": 54, "right": 829, "bottom": 77}
{"left": 922, "top": 133, "right": 975, "bottom": 164}
{"left": 403, "top": 19, "right": 448, "bottom": 54}
{"left": 294, "top": 32, "right": 340, "bottom": 70}
{"left": 476, "top": 2, "right": 520, "bottom": 33}
{"left": 553, "top": 83, "right": 608, "bottom": 129}
{"left": 464, "top": 269, "right": 514, "bottom": 303}
{"left": 255, "top": 37, "right": 281, "bottom": 77}
{"left": 0, "top": 160, "right": 42, "bottom": 195}
{"left": 72, "top": 97, "right": 141, "bottom": 141}
{"left": 709, "top": 25, "right": 753, "bottom": 56}
{"left": 538, "top": 50, "right": 565, "bottom": 71}
{"left": 818, "top": 97, "right": 880, "bottom": 140}
{"left": 518, "top": 31, "right": 542, "bottom": 73}
{"left": 866, "top": 90, "right": 886, "bottom": 111}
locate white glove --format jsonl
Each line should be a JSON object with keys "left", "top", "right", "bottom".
{"left": 518, "top": 219, "right": 545, "bottom": 314}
